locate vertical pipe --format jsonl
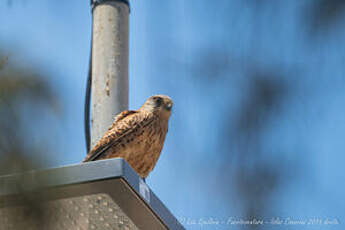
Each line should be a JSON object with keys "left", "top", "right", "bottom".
{"left": 91, "top": 1, "right": 129, "bottom": 149}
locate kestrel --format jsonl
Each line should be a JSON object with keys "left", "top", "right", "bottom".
{"left": 83, "top": 95, "right": 173, "bottom": 179}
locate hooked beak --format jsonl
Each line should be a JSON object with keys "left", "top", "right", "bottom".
{"left": 165, "top": 103, "right": 173, "bottom": 111}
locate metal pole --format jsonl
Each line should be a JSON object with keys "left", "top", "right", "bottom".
{"left": 91, "top": 1, "right": 129, "bottom": 149}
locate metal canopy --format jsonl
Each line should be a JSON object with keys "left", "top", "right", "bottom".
{"left": 0, "top": 158, "right": 185, "bottom": 230}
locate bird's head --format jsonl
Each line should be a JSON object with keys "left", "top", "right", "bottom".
{"left": 140, "top": 95, "right": 173, "bottom": 120}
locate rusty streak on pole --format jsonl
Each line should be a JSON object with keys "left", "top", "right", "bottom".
{"left": 91, "top": 1, "right": 129, "bottom": 149}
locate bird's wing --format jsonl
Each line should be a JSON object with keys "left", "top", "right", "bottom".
{"left": 83, "top": 110, "right": 155, "bottom": 162}
{"left": 107, "top": 110, "right": 137, "bottom": 131}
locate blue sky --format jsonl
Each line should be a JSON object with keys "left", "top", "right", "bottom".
{"left": 1, "top": 1, "right": 345, "bottom": 229}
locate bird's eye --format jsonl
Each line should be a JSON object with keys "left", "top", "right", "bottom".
{"left": 154, "top": 97, "right": 162, "bottom": 107}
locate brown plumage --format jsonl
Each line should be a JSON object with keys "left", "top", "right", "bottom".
{"left": 83, "top": 95, "right": 173, "bottom": 178}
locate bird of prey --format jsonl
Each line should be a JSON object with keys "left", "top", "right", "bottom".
{"left": 83, "top": 95, "right": 173, "bottom": 179}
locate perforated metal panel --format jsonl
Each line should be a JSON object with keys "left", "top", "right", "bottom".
{"left": 0, "top": 193, "right": 139, "bottom": 230}
{"left": 0, "top": 159, "right": 185, "bottom": 230}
